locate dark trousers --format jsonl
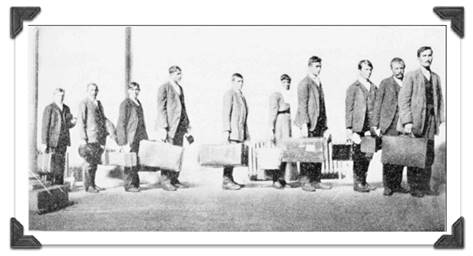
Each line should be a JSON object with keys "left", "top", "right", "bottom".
{"left": 46, "top": 146, "right": 67, "bottom": 185}
{"left": 82, "top": 143, "right": 103, "bottom": 190}
{"left": 382, "top": 124, "right": 404, "bottom": 190}
{"left": 352, "top": 134, "right": 371, "bottom": 185}
{"left": 407, "top": 139, "right": 435, "bottom": 191}
{"left": 163, "top": 121, "right": 187, "bottom": 181}
{"left": 273, "top": 162, "right": 287, "bottom": 182}
{"left": 123, "top": 141, "right": 141, "bottom": 189}
{"left": 300, "top": 126, "right": 323, "bottom": 183}
{"left": 223, "top": 140, "right": 241, "bottom": 180}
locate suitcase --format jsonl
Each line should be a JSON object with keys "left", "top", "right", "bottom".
{"left": 360, "top": 136, "right": 382, "bottom": 153}
{"left": 36, "top": 152, "right": 66, "bottom": 174}
{"left": 256, "top": 146, "right": 283, "bottom": 170}
{"left": 381, "top": 135, "right": 428, "bottom": 168}
{"left": 29, "top": 184, "right": 72, "bottom": 214}
{"left": 102, "top": 151, "right": 137, "bottom": 167}
{"left": 331, "top": 144, "right": 352, "bottom": 160}
{"left": 281, "top": 137, "right": 326, "bottom": 163}
{"left": 138, "top": 140, "right": 184, "bottom": 171}
{"left": 198, "top": 143, "right": 248, "bottom": 167}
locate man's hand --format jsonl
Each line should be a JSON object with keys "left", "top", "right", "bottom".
{"left": 404, "top": 123, "right": 413, "bottom": 134}
{"left": 157, "top": 128, "right": 168, "bottom": 141}
{"left": 121, "top": 144, "right": 131, "bottom": 153}
{"left": 79, "top": 139, "right": 87, "bottom": 146}
{"left": 39, "top": 144, "right": 47, "bottom": 153}
{"left": 300, "top": 125, "right": 309, "bottom": 138}
{"left": 223, "top": 131, "right": 230, "bottom": 143}
{"left": 370, "top": 127, "right": 381, "bottom": 137}
{"left": 323, "top": 130, "right": 332, "bottom": 143}
{"left": 71, "top": 117, "right": 77, "bottom": 126}
{"left": 346, "top": 129, "right": 353, "bottom": 143}
{"left": 352, "top": 133, "right": 362, "bottom": 144}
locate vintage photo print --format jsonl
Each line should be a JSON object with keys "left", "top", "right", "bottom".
{"left": 8, "top": 0, "right": 465, "bottom": 248}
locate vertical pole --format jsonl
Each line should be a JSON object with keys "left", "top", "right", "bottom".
{"left": 30, "top": 27, "right": 40, "bottom": 173}
{"left": 125, "top": 27, "right": 132, "bottom": 95}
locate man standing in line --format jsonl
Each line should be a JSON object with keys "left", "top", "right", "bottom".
{"left": 222, "top": 73, "right": 249, "bottom": 190}
{"left": 345, "top": 60, "right": 378, "bottom": 193}
{"left": 294, "top": 56, "right": 332, "bottom": 192}
{"left": 398, "top": 46, "right": 444, "bottom": 198}
{"left": 371, "top": 58, "right": 410, "bottom": 196}
{"left": 116, "top": 82, "right": 148, "bottom": 193}
{"left": 156, "top": 66, "right": 192, "bottom": 191}
{"left": 78, "top": 83, "right": 109, "bottom": 193}
{"left": 40, "top": 88, "right": 76, "bottom": 184}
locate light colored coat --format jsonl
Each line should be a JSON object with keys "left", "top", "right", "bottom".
{"left": 222, "top": 89, "right": 249, "bottom": 142}
{"left": 156, "top": 82, "right": 190, "bottom": 139}
{"left": 294, "top": 75, "right": 327, "bottom": 131}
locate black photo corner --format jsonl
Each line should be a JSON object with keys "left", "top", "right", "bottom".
{"left": 8, "top": 5, "right": 464, "bottom": 249}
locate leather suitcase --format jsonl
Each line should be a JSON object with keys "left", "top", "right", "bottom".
{"left": 138, "top": 140, "right": 184, "bottom": 171}
{"left": 37, "top": 152, "right": 66, "bottom": 174}
{"left": 102, "top": 151, "right": 137, "bottom": 167}
{"left": 256, "top": 147, "right": 283, "bottom": 170}
{"left": 29, "top": 184, "right": 72, "bottom": 214}
{"left": 331, "top": 144, "right": 352, "bottom": 160}
{"left": 281, "top": 137, "right": 325, "bottom": 163}
{"left": 381, "top": 135, "right": 428, "bottom": 168}
{"left": 360, "top": 136, "right": 382, "bottom": 153}
{"left": 198, "top": 143, "right": 248, "bottom": 167}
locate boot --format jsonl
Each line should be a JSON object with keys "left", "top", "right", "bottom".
{"left": 161, "top": 171, "right": 177, "bottom": 191}
{"left": 222, "top": 176, "right": 241, "bottom": 190}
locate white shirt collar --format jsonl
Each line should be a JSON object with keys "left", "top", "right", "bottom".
{"left": 130, "top": 97, "right": 140, "bottom": 106}
{"left": 170, "top": 80, "right": 182, "bottom": 95}
{"left": 420, "top": 67, "right": 431, "bottom": 81}
{"left": 357, "top": 76, "right": 372, "bottom": 91}
{"left": 309, "top": 74, "right": 321, "bottom": 86}
{"left": 393, "top": 76, "right": 403, "bottom": 87}
{"left": 54, "top": 102, "right": 63, "bottom": 111}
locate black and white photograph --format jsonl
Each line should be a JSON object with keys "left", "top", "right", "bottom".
{"left": 27, "top": 25, "right": 446, "bottom": 232}
{"left": 4, "top": 0, "right": 470, "bottom": 252}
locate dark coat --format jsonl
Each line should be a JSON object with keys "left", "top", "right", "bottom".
{"left": 223, "top": 89, "right": 250, "bottom": 142}
{"left": 41, "top": 103, "right": 75, "bottom": 147}
{"left": 78, "top": 98, "right": 108, "bottom": 145}
{"left": 116, "top": 98, "right": 148, "bottom": 146}
{"left": 398, "top": 68, "right": 444, "bottom": 135}
{"left": 372, "top": 76, "right": 401, "bottom": 134}
{"left": 345, "top": 80, "right": 377, "bottom": 132}
{"left": 156, "top": 82, "right": 190, "bottom": 138}
{"left": 294, "top": 75, "right": 327, "bottom": 131}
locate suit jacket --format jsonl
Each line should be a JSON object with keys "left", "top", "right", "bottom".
{"left": 371, "top": 76, "right": 401, "bottom": 134}
{"left": 156, "top": 82, "right": 190, "bottom": 138}
{"left": 223, "top": 89, "right": 249, "bottom": 142}
{"left": 41, "top": 103, "right": 75, "bottom": 148}
{"left": 398, "top": 68, "right": 444, "bottom": 136}
{"left": 116, "top": 98, "right": 148, "bottom": 146}
{"left": 345, "top": 80, "right": 377, "bottom": 132}
{"left": 294, "top": 75, "right": 327, "bottom": 131}
{"left": 78, "top": 98, "right": 108, "bottom": 145}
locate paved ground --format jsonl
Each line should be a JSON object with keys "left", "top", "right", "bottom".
{"left": 29, "top": 147, "right": 446, "bottom": 231}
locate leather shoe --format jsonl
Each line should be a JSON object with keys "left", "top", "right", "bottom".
{"left": 172, "top": 179, "right": 188, "bottom": 189}
{"left": 383, "top": 188, "right": 393, "bottom": 196}
{"left": 162, "top": 181, "right": 177, "bottom": 191}
{"left": 94, "top": 185, "right": 106, "bottom": 191}
{"left": 410, "top": 190, "right": 424, "bottom": 198}
{"left": 301, "top": 182, "right": 316, "bottom": 192}
{"left": 364, "top": 183, "right": 377, "bottom": 191}
{"left": 392, "top": 186, "right": 409, "bottom": 194}
{"left": 222, "top": 181, "right": 241, "bottom": 190}
{"left": 312, "top": 182, "right": 332, "bottom": 190}
{"left": 423, "top": 189, "right": 439, "bottom": 196}
{"left": 87, "top": 187, "right": 99, "bottom": 193}
{"left": 353, "top": 183, "right": 370, "bottom": 193}
{"left": 125, "top": 187, "right": 141, "bottom": 193}
{"left": 273, "top": 180, "right": 284, "bottom": 189}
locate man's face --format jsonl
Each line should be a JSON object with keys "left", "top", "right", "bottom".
{"left": 359, "top": 63, "right": 373, "bottom": 80}
{"left": 170, "top": 70, "right": 183, "bottom": 83}
{"left": 281, "top": 79, "right": 291, "bottom": 90}
{"left": 54, "top": 91, "right": 65, "bottom": 103}
{"left": 391, "top": 62, "right": 405, "bottom": 80}
{"left": 308, "top": 62, "right": 322, "bottom": 76}
{"left": 128, "top": 86, "right": 140, "bottom": 98}
{"left": 418, "top": 49, "right": 433, "bottom": 68}
{"left": 232, "top": 77, "right": 244, "bottom": 90}
{"left": 88, "top": 85, "right": 99, "bottom": 98}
